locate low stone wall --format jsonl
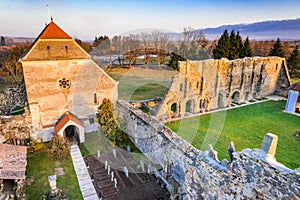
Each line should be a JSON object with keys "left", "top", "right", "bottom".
{"left": 116, "top": 100, "right": 300, "bottom": 199}
{"left": 0, "top": 81, "right": 27, "bottom": 115}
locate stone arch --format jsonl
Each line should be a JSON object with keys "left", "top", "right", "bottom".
{"left": 64, "top": 125, "right": 80, "bottom": 144}
{"left": 231, "top": 91, "right": 240, "bottom": 103}
{"left": 170, "top": 102, "right": 178, "bottom": 113}
{"left": 185, "top": 99, "right": 194, "bottom": 113}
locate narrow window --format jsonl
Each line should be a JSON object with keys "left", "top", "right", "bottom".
{"left": 89, "top": 118, "right": 95, "bottom": 124}
{"left": 196, "top": 82, "right": 199, "bottom": 88}
{"left": 47, "top": 45, "right": 50, "bottom": 50}
{"left": 180, "top": 84, "right": 183, "bottom": 91}
{"left": 93, "top": 92, "right": 97, "bottom": 104}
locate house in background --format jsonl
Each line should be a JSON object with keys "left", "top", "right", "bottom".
{"left": 285, "top": 81, "right": 300, "bottom": 115}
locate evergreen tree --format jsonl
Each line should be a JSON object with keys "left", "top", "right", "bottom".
{"left": 168, "top": 52, "right": 185, "bottom": 70}
{"left": 213, "top": 29, "right": 230, "bottom": 59}
{"left": 235, "top": 31, "right": 244, "bottom": 58}
{"left": 228, "top": 30, "right": 237, "bottom": 60}
{"left": 0, "top": 36, "right": 5, "bottom": 46}
{"left": 268, "top": 38, "right": 285, "bottom": 57}
{"left": 287, "top": 45, "right": 300, "bottom": 78}
{"left": 242, "top": 37, "right": 253, "bottom": 57}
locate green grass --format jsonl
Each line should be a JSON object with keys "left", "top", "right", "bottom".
{"left": 106, "top": 66, "right": 176, "bottom": 100}
{"left": 26, "top": 150, "right": 82, "bottom": 200}
{"left": 165, "top": 101, "right": 300, "bottom": 169}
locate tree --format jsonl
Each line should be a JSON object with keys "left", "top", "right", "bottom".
{"left": 235, "top": 31, "right": 244, "bottom": 58}
{"left": 140, "top": 32, "right": 152, "bottom": 67}
{"left": 168, "top": 52, "right": 185, "bottom": 70}
{"left": 0, "top": 36, "right": 5, "bottom": 46}
{"left": 151, "top": 30, "right": 169, "bottom": 68}
{"left": 242, "top": 37, "right": 253, "bottom": 57}
{"left": 179, "top": 27, "right": 208, "bottom": 60}
{"left": 97, "top": 98, "right": 127, "bottom": 145}
{"left": 213, "top": 29, "right": 230, "bottom": 59}
{"left": 268, "top": 38, "right": 285, "bottom": 57}
{"left": 75, "top": 38, "right": 92, "bottom": 53}
{"left": 47, "top": 134, "right": 71, "bottom": 159}
{"left": 122, "top": 34, "right": 140, "bottom": 67}
{"left": 287, "top": 45, "right": 300, "bottom": 78}
{"left": 228, "top": 30, "right": 237, "bottom": 60}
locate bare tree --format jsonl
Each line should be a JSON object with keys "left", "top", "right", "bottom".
{"left": 151, "top": 30, "right": 169, "bottom": 68}
{"left": 122, "top": 34, "right": 140, "bottom": 67}
{"left": 179, "top": 27, "right": 208, "bottom": 60}
{"left": 140, "top": 32, "right": 152, "bottom": 67}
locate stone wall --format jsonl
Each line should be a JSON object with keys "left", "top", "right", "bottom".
{"left": 116, "top": 100, "right": 300, "bottom": 200}
{"left": 0, "top": 81, "right": 27, "bottom": 115}
{"left": 156, "top": 57, "right": 291, "bottom": 119}
{"left": 0, "top": 109, "right": 31, "bottom": 144}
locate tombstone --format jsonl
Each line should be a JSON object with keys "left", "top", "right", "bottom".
{"left": 228, "top": 141, "right": 236, "bottom": 162}
{"left": 147, "top": 163, "right": 151, "bottom": 174}
{"left": 108, "top": 165, "right": 111, "bottom": 175}
{"left": 261, "top": 133, "right": 278, "bottom": 157}
{"left": 105, "top": 160, "right": 108, "bottom": 170}
{"left": 111, "top": 171, "right": 114, "bottom": 181}
{"left": 48, "top": 175, "right": 57, "bottom": 195}
{"left": 97, "top": 150, "right": 101, "bottom": 158}
{"left": 113, "top": 149, "right": 117, "bottom": 159}
{"left": 123, "top": 166, "right": 129, "bottom": 177}
{"left": 140, "top": 160, "right": 145, "bottom": 172}
{"left": 126, "top": 145, "right": 131, "bottom": 152}
{"left": 114, "top": 178, "right": 118, "bottom": 189}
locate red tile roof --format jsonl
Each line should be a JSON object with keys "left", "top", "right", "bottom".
{"left": 289, "top": 81, "right": 300, "bottom": 92}
{"left": 39, "top": 21, "right": 72, "bottom": 39}
{"left": 55, "top": 112, "right": 84, "bottom": 134}
{"left": 0, "top": 144, "right": 27, "bottom": 180}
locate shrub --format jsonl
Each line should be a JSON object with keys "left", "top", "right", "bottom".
{"left": 47, "top": 134, "right": 71, "bottom": 159}
{"left": 28, "top": 137, "right": 44, "bottom": 152}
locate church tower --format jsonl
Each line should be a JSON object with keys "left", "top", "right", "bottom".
{"left": 20, "top": 20, "right": 118, "bottom": 142}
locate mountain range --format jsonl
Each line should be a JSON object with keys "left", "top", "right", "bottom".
{"left": 201, "top": 18, "right": 300, "bottom": 40}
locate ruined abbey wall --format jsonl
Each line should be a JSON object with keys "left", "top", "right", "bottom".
{"left": 116, "top": 100, "right": 300, "bottom": 200}
{"left": 156, "top": 57, "right": 290, "bottom": 119}
{"left": 0, "top": 82, "right": 27, "bottom": 115}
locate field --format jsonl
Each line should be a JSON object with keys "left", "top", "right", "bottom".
{"left": 105, "top": 65, "right": 177, "bottom": 100}
{"left": 165, "top": 100, "right": 300, "bottom": 169}
{"left": 26, "top": 151, "right": 82, "bottom": 200}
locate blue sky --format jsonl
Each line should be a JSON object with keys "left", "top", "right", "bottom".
{"left": 0, "top": 0, "right": 299, "bottom": 40}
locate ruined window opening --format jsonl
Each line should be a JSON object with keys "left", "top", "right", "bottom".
{"left": 196, "top": 82, "right": 199, "bottom": 88}
{"left": 65, "top": 46, "right": 68, "bottom": 50}
{"left": 276, "top": 63, "right": 278, "bottom": 70}
{"left": 180, "top": 84, "right": 183, "bottom": 91}
{"left": 93, "top": 92, "right": 97, "bottom": 104}
{"left": 47, "top": 45, "right": 50, "bottom": 50}
{"left": 89, "top": 117, "right": 95, "bottom": 124}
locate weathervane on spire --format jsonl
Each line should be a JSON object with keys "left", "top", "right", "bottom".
{"left": 46, "top": 4, "right": 53, "bottom": 22}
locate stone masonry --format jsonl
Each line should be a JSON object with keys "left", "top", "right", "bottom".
{"left": 0, "top": 81, "right": 27, "bottom": 115}
{"left": 116, "top": 100, "right": 300, "bottom": 200}
{"left": 156, "top": 57, "right": 291, "bottom": 119}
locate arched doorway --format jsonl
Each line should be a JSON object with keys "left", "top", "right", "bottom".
{"left": 231, "top": 91, "right": 240, "bottom": 103}
{"left": 64, "top": 125, "right": 80, "bottom": 144}
{"left": 185, "top": 100, "right": 194, "bottom": 113}
{"left": 171, "top": 103, "right": 177, "bottom": 113}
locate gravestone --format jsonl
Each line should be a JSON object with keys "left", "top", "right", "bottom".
{"left": 108, "top": 165, "right": 111, "bottom": 175}
{"left": 114, "top": 178, "right": 117, "bottom": 188}
{"left": 140, "top": 160, "right": 145, "bottom": 172}
{"left": 261, "top": 133, "right": 278, "bottom": 157}
{"left": 123, "top": 166, "right": 129, "bottom": 177}
{"left": 105, "top": 160, "right": 108, "bottom": 169}
{"left": 127, "top": 145, "right": 131, "bottom": 152}
{"left": 113, "top": 149, "right": 117, "bottom": 159}
{"left": 111, "top": 171, "right": 114, "bottom": 181}
{"left": 97, "top": 150, "right": 100, "bottom": 158}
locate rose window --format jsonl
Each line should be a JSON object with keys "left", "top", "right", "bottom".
{"left": 58, "top": 78, "right": 71, "bottom": 89}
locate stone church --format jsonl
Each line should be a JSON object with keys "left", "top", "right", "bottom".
{"left": 19, "top": 20, "right": 118, "bottom": 143}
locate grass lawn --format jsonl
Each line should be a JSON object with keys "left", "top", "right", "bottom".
{"left": 165, "top": 100, "right": 300, "bottom": 169}
{"left": 26, "top": 150, "right": 82, "bottom": 200}
{"left": 106, "top": 65, "right": 177, "bottom": 100}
